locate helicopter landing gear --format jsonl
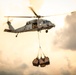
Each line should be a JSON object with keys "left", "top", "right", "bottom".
{"left": 45, "top": 30, "right": 48, "bottom": 33}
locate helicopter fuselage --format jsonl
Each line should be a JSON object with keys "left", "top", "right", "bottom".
{"left": 25, "top": 19, "right": 55, "bottom": 31}
{"left": 4, "top": 19, "right": 55, "bottom": 33}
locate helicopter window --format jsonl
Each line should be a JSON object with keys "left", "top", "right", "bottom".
{"left": 43, "top": 20, "right": 47, "bottom": 23}
{"left": 33, "top": 22, "right": 37, "bottom": 25}
{"left": 26, "top": 22, "right": 28, "bottom": 25}
{"left": 43, "top": 21, "right": 45, "bottom": 23}
{"left": 43, "top": 20, "right": 49, "bottom": 24}
{"left": 32, "top": 24, "right": 37, "bottom": 29}
{"left": 26, "top": 22, "right": 30, "bottom": 25}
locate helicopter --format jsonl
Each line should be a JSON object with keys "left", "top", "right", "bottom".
{"left": 4, "top": 7, "right": 55, "bottom": 37}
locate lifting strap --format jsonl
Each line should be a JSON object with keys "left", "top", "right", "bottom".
{"left": 37, "top": 32, "right": 45, "bottom": 58}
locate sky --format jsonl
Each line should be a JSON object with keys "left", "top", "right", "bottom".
{"left": 0, "top": 0, "right": 76, "bottom": 75}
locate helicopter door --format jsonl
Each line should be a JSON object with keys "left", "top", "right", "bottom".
{"left": 32, "top": 22, "right": 38, "bottom": 29}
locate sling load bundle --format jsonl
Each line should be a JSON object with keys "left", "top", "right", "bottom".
{"left": 32, "top": 52, "right": 50, "bottom": 67}
{"left": 32, "top": 46, "right": 50, "bottom": 67}
{"left": 32, "top": 32, "right": 50, "bottom": 67}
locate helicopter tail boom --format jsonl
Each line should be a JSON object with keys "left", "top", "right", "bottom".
{"left": 4, "top": 29, "right": 13, "bottom": 32}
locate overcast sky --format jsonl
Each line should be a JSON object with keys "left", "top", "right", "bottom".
{"left": 0, "top": 0, "right": 76, "bottom": 75}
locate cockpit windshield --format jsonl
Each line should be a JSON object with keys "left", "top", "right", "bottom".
{"left": 43, "top": 20, "right": 49, "bottom": 24}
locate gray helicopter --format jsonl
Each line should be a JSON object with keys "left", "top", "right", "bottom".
{"left": 4, "top": 7, "right": 55, "bottom": 37}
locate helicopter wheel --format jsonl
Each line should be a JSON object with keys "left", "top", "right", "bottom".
{"left": 45, "top": 30, "right": 48, "bottom": 33}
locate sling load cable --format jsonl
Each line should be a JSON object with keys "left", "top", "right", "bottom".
{"left": 37, "top": 17, "right": 45, "bottom": 58}
{"left": 37, "top": 31, "right": 45, "bottom": 59}
{"left": 37, "top": 32, "right": 50, "bottom": 67}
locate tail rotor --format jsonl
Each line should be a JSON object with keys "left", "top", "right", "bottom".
{"left": 3, "top": 16, "right": 13, "bottom": 25}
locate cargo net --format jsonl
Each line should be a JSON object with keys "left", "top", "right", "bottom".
{"left": 32, "top": 32, "right": 50, "bottom": 67}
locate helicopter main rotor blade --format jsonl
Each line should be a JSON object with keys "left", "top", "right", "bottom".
{"left": 4, "top": 16, "right": 36, "bottom": 18}
{"left": 38, "top": 12, "right": 72, "bottom": 17}
{"left": 4, "top": 12, "right": 71, "bottom": 19}
{"left": 29, "top": 7, "right": 39, "bottom": 17}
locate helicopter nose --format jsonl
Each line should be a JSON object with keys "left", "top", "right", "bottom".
{"left": 49, "top": 22, "right": 55, "bottom": 27}
{"left": 49, "top": 23, "right": 55, "bottom": 27}
{"left": 52, "top": 24, "right": 55, "bottom": 27}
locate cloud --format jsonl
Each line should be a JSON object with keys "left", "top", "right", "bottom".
{"left": 29, "top": 70, "right": 47, "bottom": 75}
{"left": 60, "top": 56, "right": 76, "bottom": 75}
{"left": 29, "top": 0, "right": 44, "bottom": 10}
{"left": 60, "top": 57, "right": 71, "bottom": 75}
{"left": 18, "top": 63, "right": 28, "bottom": 70}
{"left": 72, "top": 68, "right": 76, "bottom": 75}
{"left": 0, "top": 63, "right": 28, "bottom": 75}
{"left": 61, "top": 69, "right": 71, "bottom": 75}
{"left": 0, "top": 70, "right": 23, "bottom": 75}
{"left": 61, "top": 68, "right": 76, "bottom": 75}
{"left": 53, "top": 11, "right": 76, "bottom": 50}
{"left": 0, "top": 51, "right": 28, "bottom": 75}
